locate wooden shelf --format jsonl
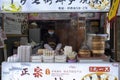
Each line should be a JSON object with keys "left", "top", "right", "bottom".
{"left": 7, "top": 34, "right": 28, "bottom": 37}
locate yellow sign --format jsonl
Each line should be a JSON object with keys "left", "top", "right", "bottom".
{"left": 108, "top": 0, "right": 120, "bottom": 21}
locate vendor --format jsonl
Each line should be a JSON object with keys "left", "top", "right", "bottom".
{"left": 43, "top": 26, "right": 62, "bottom": 52}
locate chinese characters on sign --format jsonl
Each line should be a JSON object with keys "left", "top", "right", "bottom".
{"left": 21, "top": 68, "right": 30, "bottom": 76}
{"left": 2, "top": 63, "right": 119, "bottom": 80}
{"left": 18, "top": 0, "right": 109, "bottom": 5}
{"left": 20, "top": 0, "right": 26, "bottom": 5}
{"left": 33, "top": 66, "right": 43, "bottom": 78}
{"left": 89, "top": 66, "right": 110, "bottom": 72}
{"left": 20, "top": 67, "right": 43, "bottom": 78}
{"left": 0, "top": 0, "right": 111, "bottom": 12}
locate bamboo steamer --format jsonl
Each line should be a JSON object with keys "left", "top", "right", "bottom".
{"left": 92, "top": 36, "right": 105, "bottom": 55}
{"left": 78, "top": 49, "right": 91, "bottom": 57}
{"left": 78, "top": 43, "right": 91, "bottom": 58}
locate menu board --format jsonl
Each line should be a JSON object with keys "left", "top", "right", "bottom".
{"left": 2, "top": 62, "right": 119, "bottom": 80}
{"left": 3, "top": 13, "right": 27, "bottom": 34}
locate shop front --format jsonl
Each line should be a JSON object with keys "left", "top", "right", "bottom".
{"left": 0, "top": 0, "right": 120, "bottom": 80}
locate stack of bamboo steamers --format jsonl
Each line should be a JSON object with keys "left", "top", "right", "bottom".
{"left": 92, "top": 35, "right": 106, "bottom": 56}
{"left": 78, "top": 34, "right": 107, "bottom": 58}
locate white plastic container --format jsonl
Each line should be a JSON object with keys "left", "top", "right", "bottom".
{"left": 43, "top": 55, "right": 54, "bottom": 63}
{"left": 55, "top": 55, "right": 66, "bottom": 62}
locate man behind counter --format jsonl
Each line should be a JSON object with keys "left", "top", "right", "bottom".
{"left": 43, "top": 26, "right": 62, "bottom": 52}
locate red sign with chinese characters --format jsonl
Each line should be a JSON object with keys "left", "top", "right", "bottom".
{"left": 89, "top": 66, "right": 110, "bottom": 72}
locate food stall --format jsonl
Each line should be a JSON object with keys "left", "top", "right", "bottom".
{"left": 0, "top": 0, "right": 120, "bottom": 80}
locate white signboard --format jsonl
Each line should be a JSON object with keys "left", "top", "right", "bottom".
{"left": 0, "top": 0, "right": 111, "bottom": 12}
{"left": 2, "top": 62, "right": 119, "bottom": 80}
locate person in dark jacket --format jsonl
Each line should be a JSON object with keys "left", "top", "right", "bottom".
{"left": 43, "top": 26, "right": 62, "bottom": 52}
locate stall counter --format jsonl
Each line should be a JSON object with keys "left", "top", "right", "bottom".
{"left": 2, "top": 62, "right": 120, "bottom": 80}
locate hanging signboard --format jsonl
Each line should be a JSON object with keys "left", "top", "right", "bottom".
{"left": 108, "top": 0, "right": 120, "bottom": 21}
{"left": 2, "top": 62, "right": 119, "bottom": 80}
{"left": 0, "top": 0, "right": 111, "bottom": 12}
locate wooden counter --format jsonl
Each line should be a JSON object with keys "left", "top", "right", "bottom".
{"left": 78, "top": 54, "right": 110, "bottom": 62}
